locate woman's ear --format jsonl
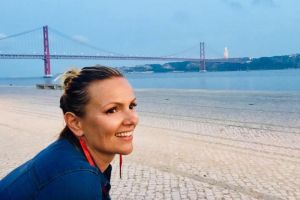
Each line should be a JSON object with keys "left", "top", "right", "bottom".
{"left": 64, "top": 112, "right": 84, "bottom": 137}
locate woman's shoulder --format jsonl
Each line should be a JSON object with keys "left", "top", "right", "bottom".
{"left": 32, "top": 139, "right": 86, "bottom": 167}
{"left": 0, "top": 139, "right": 103, "bottom": 200}
{"left": 1, "top": 167, "right": 103, "bottom": 200}
{"left": 31, "top": 139, "right": 100, "bottom": 185}
{"left": 35, "top": 169, "right": 103, "bottom": 200}
{"left": 32, "top": 139, "right": 105, "bottom": 199}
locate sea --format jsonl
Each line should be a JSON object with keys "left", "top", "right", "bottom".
{"left": 0, "top": 69, "right": 300, "bottom": 92}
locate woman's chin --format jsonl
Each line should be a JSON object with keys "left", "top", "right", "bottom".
{"left": 119, "top": 146, "right": 133, "bottom": 155}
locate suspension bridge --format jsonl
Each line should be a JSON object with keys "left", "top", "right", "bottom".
{"left": 0, "top": 26, "right": 249, "bottom": 77}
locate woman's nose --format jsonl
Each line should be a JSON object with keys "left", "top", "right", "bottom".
{"left": 123, "top": 110, "right": 139, "bottom": 126}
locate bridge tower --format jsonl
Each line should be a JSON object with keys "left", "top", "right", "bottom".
{"left": 43, "top": 26, "right": 52, "bottom": 77}
{"left": 199, "top": 42, "right": 206, "bottom": 72}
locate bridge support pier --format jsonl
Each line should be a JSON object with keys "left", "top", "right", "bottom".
{"left": 43, "top": 26, "right": 52, "bottom": 77}
{"left": 200, "top": 42, "right": 206, "bottom": 72}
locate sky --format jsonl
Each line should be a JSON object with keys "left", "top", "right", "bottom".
{"left": 0, "top": 0, "right": 299, "bottom": 77}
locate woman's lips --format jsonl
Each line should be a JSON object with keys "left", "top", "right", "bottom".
{"left": 115, "top": 131, "right": 133, "bottom": 137}
{"left": 115, "top": 131, "right": 133, "bottom": 141}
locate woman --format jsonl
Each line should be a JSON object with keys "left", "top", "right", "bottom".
{"left": 0, "top": 66, "right": 139, "bottom": 200}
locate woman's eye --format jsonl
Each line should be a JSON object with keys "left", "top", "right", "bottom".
{"left": 106, "top": 107, "right": 117, "bottom": 114}
{"left": 129, "top": 103, "right": 137, "bottom": 110}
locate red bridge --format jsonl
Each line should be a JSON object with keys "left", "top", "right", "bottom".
{"left": 0, "top": 26, "right": 250, "bottom": 77}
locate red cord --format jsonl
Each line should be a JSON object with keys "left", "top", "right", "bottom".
{"left": 80, "top": 138, "right": 123, "bottom": 179}
{"left": 79, "top": 137, "right": 96, "bottom": 167}
{"left": 119, "top": 154, "right": 122, "bottom": 179}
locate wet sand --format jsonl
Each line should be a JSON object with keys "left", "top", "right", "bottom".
{"left": 0, "top": 87, "right": 299, "bottom": 199}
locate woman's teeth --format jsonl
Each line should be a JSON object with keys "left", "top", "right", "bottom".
{"left": 115, "top": 131, "right": 133, "bottom": 137}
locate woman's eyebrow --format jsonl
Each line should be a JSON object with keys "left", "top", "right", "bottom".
{"left": 102, "top": 98, "right": 137, "bottom": 107}
{"left": 131, "top": 97, "right": 137, "bottom": 102}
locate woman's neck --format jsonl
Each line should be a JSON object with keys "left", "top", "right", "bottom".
{"left": 88, "top": 147, "right": 115, "bottom": 172}
{"left": 78, "top": 137, "right": 115, "bottom": 172}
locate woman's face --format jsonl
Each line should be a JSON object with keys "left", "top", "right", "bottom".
{"left": 80, "top": 77, "right": 139, "bottom": 158}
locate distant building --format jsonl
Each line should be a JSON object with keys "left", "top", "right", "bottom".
{"left": 224, "top": 47, "right": 229, "bottom": 59}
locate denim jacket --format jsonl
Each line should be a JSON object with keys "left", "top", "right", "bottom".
{"left": 0, "top": 139, "right": 111, "bottom": 200}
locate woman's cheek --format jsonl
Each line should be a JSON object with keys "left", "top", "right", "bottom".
{"left": 102, "top": 116, "right": 122, "bottom": 132}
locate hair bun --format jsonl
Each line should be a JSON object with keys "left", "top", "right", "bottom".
{"left": 61, "top": 68, "right": 81, "bottom": 91}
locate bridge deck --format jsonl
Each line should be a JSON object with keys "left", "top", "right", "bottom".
{"left": 0, "top": 54, "right": 249, "bottom": 63}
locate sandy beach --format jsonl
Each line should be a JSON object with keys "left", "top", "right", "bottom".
{"left": 0, "top": 86, "right": 299, "bottom": 200}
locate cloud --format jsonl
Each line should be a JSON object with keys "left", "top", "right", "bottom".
{"left": 252, "top": 0, "right": 275, "bottom": 7}
{"left": 72, "top": 35, "right": 89, "bottom": 43}
{"left": 0, "top": 33, "right": 7, "bottom": 39}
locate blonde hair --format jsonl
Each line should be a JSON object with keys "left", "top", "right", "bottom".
{"left": 61, "top": 68, "right": 81, "bottom": 91}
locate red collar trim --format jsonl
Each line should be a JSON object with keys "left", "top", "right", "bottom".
{"left": 79, "top": 137, "right": 96, "bottom": 167}
{"left": 79, "top": 137, "right": 122, "bottom": 179}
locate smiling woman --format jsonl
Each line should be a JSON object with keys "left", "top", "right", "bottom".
{"left": 0, "top": 66, "right": 139, "bottom": 200}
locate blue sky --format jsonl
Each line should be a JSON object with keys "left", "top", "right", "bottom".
{"left": 0, "top": 0, "right": 299, "bottom": 77}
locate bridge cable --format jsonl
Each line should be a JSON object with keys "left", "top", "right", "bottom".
{"left": 48, "top": 27, "right": 125, "bottom": 56}
{"left": 205, "top": 44, "right": 223, "bottom": 58}
{"left": 0, "top": 27, "right": 42, "bottom": 41}
{"left": 160, "top": 44, "right": 200, "bottom": 58}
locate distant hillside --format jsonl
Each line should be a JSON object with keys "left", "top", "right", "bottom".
{"left": 119, "top": 54, "right": 300, "bottom": 73}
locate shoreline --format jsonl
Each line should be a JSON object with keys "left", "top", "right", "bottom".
{"left": 2, "top": 85, "right": 300, "bottom": 94}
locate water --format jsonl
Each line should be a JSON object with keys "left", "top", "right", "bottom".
{"left": 0, "top": 69, "right": 299, "bottom": 91}
{"left": 127, "top": 69, "right": 300, "bottom": 91}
